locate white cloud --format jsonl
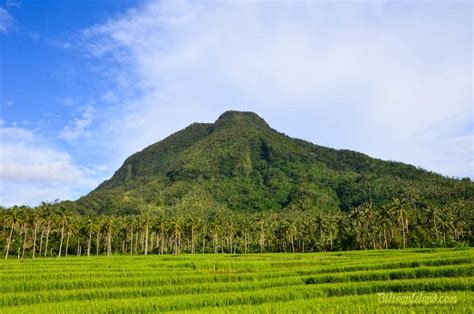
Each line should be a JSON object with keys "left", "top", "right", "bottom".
{"left": 0, "top": 6, "right": 14, "bottom": 34}
{"left": 5, "top": 0, "right": 20, "bottom": 9}
{"left": 78, "top": 0, "right": 472, "bottom": 178}
{"left": 29, "top": 31, "right": 40, "bottom": 41}
{"left": 0, "top": 123, "right": 34, "bottom": 140}
{"left": 58, "top": 104, "right": 95, "bottom": 141}
{"left": 0, "top": 123, "right": 98, "bottom": 206}
{"left": 63, "top": 97, "right": 76, "bottom": 107}
{"left": 101, "top": 91, "right": 118, "bottom": 104}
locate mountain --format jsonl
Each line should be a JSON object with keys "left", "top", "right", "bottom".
{"left": 76, "top": 110, "right": 473, "bottom": 215}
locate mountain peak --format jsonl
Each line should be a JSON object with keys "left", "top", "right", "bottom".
{"left": 212, "top": 110, "right": 270, "bottom": 131}
{"left": 84, "top": 110, "right": 470, "bottom": 216}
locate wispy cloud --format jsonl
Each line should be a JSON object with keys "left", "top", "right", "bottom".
{"left": 0, "top": 122, "right": 99, "bottom": 206}
{"left": 29, "top": 31, "right": 40, "bottom": 41}
{"left": 78, "top": 0, "right": 472, "bottom": 178}
{"left": 0, "top": 5, "right": 15, "bottom": 34}
{"left": 58, "top": 104, "right": 95, "bottom": 141}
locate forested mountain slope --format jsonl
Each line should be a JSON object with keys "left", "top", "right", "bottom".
{"left": 77, "top": 111, "right": 473, "bottom": 215}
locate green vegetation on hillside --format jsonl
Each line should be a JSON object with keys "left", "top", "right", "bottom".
{"left": 1, "top": 194, "right": 472, "bottom": 259}
{"left": 79, "top": 111, "right": 473, "bottom": 215}
{"left": 0, "top": 249, "right": 472, "bottom": 313}
{"left": 1, "top": 111, "right": 473, "bottom": 256}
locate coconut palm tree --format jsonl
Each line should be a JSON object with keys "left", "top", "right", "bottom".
{"left": 84, "top": 217, "right": 94, "bottom": 257}
{"left": 19, "top": 206, "right": 32, "bottom": 259}
{"left": 57, "top": 205, "right": 71, "bottom": 257}
{"left": 253, "top": 212, "right": 271, "bottom": 253}
{"left": 103, "top": 216, "right": 115, "bottom": 256}
{"left": 283, "top": 215, "right": 298, "bottom": 253}
{"left": 95, "top": 216, "right": 104, "bottom": 255}
{"left": 31, "top": 206, "right": 42, "bottom": 259}
{"left": 139, "top": 208, "right": 152, "bottom": 255}
{"left": 41, "top": 202, "right": 54, "bottom": 257}
{"left": 4, "top": 207, "right": 20, "bottom": 260}
{"left": 390, "top": 198, "right": 409, "bottom": 249}
{"left": 379, "top": 204, "right": 394, "bottom": 249}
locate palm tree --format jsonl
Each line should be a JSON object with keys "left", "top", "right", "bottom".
{"left": 237, "top": 213, "right": 252, "bottom": 254}
{"left": 4, "top": 207, "right": 20, "bottom": 260}
{"left": 171, "top": 214, "right": 183, "bottom": 255}
{"left": 325, "top": 213, "right": 339, "bottom": 251}
{"left": 31, "top": 206, "right": 42, "bottom": 259}
{"left": 19, "top": 206, "right": 31, "bottom": 259}
{"left": 284, "top": 215, "right": 298, "bottom": 253}
{"left": 65, "top": 215, "right": 80, "bottom": 257}
{"left": 41, "top": 202, "right": 53, "bottom": 257}
{"left": 349, "top": 206, "right": 365, "bottom": 249}
{"left": 426, "top": 205, "right": 441, "bottom": 242}
{"left": 208, "top": 211, "right": 220, "bottom": 254}
{"left": 95, "top": 216, "right": 103, "bottom": 255}
{"left": 154, "top": 212, "right": 167, "bottom": 255}
{"left": 185, "top": 210, "right": 203, "bottom": 254}
{"left": 125, "top": 216, "right": 137, "bottom": 255}
{"left": 85, "top": 217, "right": 94, "bottom": 257}
{"left": 103, "top": 216, "right": 115, "bottom": 256}
{"left": 139, "top": 208, "right": 152, "bottom": 255}
{"left": 57, "top": 205, "right": 71, "bottom": 257}
{"left": 380, "top": 204, "right": 394, "bottom": 249}
{"left": 439, "top": 208, "right": 454, "bottom": 245}
{"left": 253, "top": 212, "right": 271, "bottom": 253}
{"left": 391, "top": 198, "right": 409, "bottom": 249}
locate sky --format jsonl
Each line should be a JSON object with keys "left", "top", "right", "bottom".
{"left": 0, "top": 0, "right": 472, "bottom": 207}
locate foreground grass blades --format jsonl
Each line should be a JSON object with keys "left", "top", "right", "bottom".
{"left": 0, "top": 248, "right": 472, "bottom": 313}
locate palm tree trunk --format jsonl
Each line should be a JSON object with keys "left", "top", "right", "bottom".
{"left": 58, "top": 222, "right": 65, "bottom": 257}
{"left": 39, "top": 229, "right": 44, "bottom": 256}
{"left": 259, "top": 225, "right": 264, "bottom": 253}
{"left": 21, "top": 226, "right": 28, "bottom": 259}
{"left": 405, "top": 217, "right": 409, "bottom": 246}
{"left": 32, "top": 223, "right": 38, "bottom": 259}
{"left": 161, "top": 231, "right": 165, "bottom": 255}
{"left": 107, "top": 227, "right": 112, "bottom": 256}
{"left": 202, "top": 235, "right": 205, "bottom": 254}
{"left": 144, "top": 222, "right": 149, "bottom": 255}
{"left": 96, "top": 232, "right": 100, "bottom": 255}
{"left": 191, "top": 225, "right": 195, "bottom": 254}
{"left": 65, "top": 232, "right": 70, "bottom": 257}
{"left": 87, "top": 232, "right": 92, "bottom": 257}
{"left": 244, "top": 233, "right": 248, "bottom": 254}
{"left": 4, "top": 222, "right": 14, "bottom": 260}
{"left": 135, "top": 232, "right": 139, "bottom": 254}
{"left": 329, "top": 230, "right": 333, "bottom": 251}
{"left": 213, "top": 232, "right": 218, "bottom": 254}
{"left": 44, "top": 221, "right": 51, "bottom": 257}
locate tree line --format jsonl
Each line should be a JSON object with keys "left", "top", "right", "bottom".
{"left": 1, "top": 197, "right": 472, "bottom": 259}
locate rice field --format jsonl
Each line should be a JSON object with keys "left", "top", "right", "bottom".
{"left": 0, "top": 248, "right": 472, "bottom": 313}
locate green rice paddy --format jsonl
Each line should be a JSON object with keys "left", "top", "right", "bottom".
{"left": 0, "top": 248, "right": 472, "bottom": 313}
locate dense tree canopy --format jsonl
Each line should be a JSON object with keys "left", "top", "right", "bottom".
{"left": 78, "top": 111, "right": 473, "bottom": 215}
{"left": 1, "top": 194, "right": 472, "bottom": 259}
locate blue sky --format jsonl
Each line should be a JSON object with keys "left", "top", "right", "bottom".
{"left": 0, "top": 0, "right": 472, "bottom": 206}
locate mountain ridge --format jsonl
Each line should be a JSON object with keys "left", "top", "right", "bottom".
{"left": 78, "top": 110, "right": 472, "bottom": 215}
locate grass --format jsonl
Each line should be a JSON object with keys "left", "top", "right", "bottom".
{"left": 0, "top": 248, "right": 472, "bottom": 313}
